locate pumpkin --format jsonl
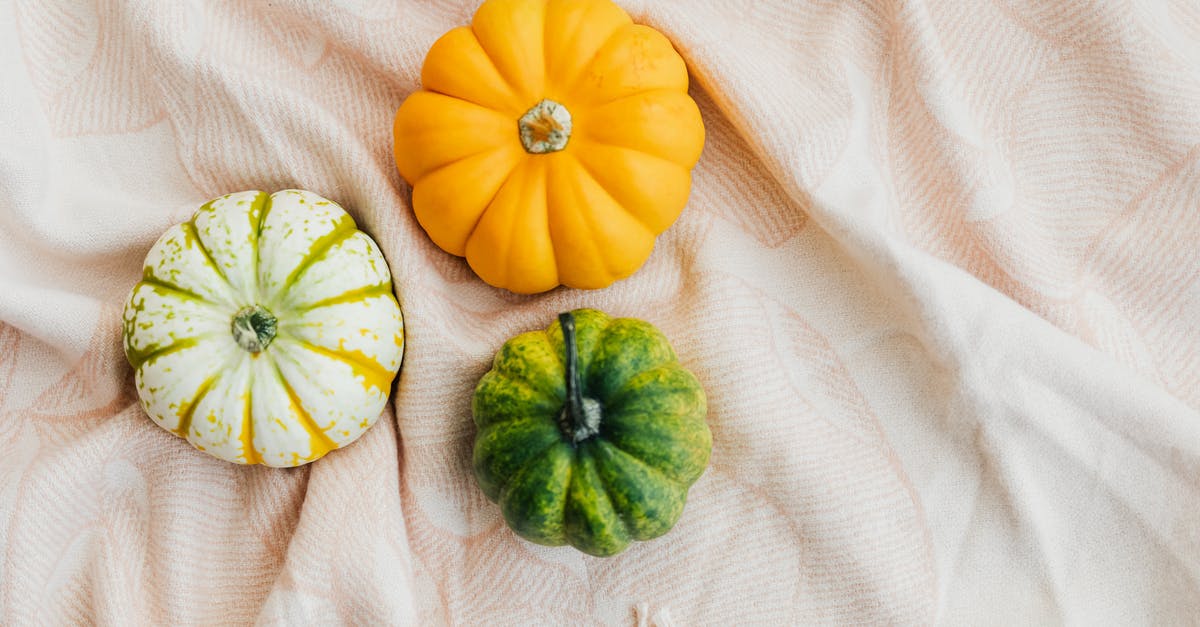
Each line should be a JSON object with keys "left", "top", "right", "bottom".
{"left": 472, "top": 309, "right": 710, "bottom": 556}
{"left": 393, "top": 0, "right": 705, "bottom": 294}
{"left": 121, "top": 190, "right": 405, "bottom": 467}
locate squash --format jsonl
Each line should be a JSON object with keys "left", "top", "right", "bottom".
{"left": 121, "top": 190, "right": 405, "bottom": 467}
{"left": 393, "top": 0, "right": 705, "bottom": 294}
{"left": 472, "top": 309, "right": 710, "bottom": 556}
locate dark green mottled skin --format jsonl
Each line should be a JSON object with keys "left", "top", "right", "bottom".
{"left": 472, "top": 309, "right": 711, "bottom": 557}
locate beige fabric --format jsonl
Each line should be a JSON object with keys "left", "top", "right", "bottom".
{"left": 3, "top": 0, "right": 1200, "bottom": 623}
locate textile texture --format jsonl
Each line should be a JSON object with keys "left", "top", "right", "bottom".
{"left": 2, "top": 0, "right": 1199, "bottom": 624}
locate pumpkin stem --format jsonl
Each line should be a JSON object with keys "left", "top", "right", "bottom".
{"left": 519, "top": 99, "right": 572, "bottom": 154}
{"left": 231, "top": 305, "right": 277, "bottom": 353}
{"left": 559, "top": 312, "right": 602, "bottom": 444}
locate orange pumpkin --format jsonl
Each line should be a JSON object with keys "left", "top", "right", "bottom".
{"left": 393, "top": 0, "right": 705, "bottom": 294}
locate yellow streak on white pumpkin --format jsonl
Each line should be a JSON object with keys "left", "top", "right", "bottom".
{"left": 173, "top": 375, "right": 218, "bottom": 438}
{"left": 275, "top": 367, "right": 337, "bottom": 461}
{"left": 238, "top": 389, "right": 261, "bottom": 465}
{"left": 299, "top": 339, "right": 396, "bottom": 395}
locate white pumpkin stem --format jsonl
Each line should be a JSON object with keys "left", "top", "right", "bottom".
{"left": 231, "top": 305, "right": 277, "bottom": 353}
{"left": 558, "top": 312, "right": 601, "bottom": 444}
{"left": 519, "top": 99, "right": 572, "bottom": 154}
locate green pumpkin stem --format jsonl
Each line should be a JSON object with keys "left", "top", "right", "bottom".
{"left": 559, "top": 312, "right": 602, "bottom": 444}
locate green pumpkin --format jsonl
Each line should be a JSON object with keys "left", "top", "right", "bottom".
{"left": 472, "top": 309, "right": 711, "bottom": 557}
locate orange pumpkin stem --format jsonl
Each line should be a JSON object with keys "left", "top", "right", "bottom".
{"left": 519, "top": 99, "right": 573, "bottom": 154}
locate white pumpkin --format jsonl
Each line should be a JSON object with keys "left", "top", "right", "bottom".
{"left": 122, "top": 190, "right": 404, "bottom": 467}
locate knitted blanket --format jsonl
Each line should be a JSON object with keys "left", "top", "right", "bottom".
{"left": 2, "top": 1, "right": 1198, "bottom": 623}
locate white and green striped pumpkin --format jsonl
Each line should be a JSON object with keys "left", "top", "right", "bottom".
{"left": 122, "top": 190, "right": 404, "bottom": 467}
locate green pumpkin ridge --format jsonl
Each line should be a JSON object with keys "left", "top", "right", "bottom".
{"left": 473, "top": 370, "right": 564, "bottom": 429}
{"left": 564, "top": 448, "right": 632, "bottom": 556}
{"left": 588, "top": 440, "right": 686, "bottom": 541}
{"left": 592, "top": 365, "right": 710, "bottom": 486}
{"left": 492, "top": 331, "right": 568, "bottom": 398}
{"left": 498, "top": 442, "right": 573, "bottom": 546}
{"left": 473, "top": 418, "right": 563, "bottom": 501}
{"left": 586, "top": 318, "right": 677, "bottom": 403}
{"left": 600, "top": 363, "right": 705, "bottom": 416}
{"left": 599, "top": 417, "right": 710, "bottom": 487}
